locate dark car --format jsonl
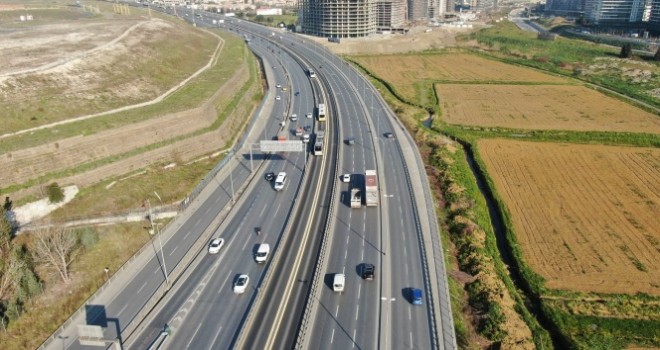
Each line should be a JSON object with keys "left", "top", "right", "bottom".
{"left": 411, "top": 288, "right": 423, "bottom": 305}
{"left": 362, "top": 263, "right": 375, "bottom": 280}
{"left": 384, "top": 132, "right": 395, "bottom": 139}
{"left": 295, "top": 91, "right": 300, "bottom": 96}
{"left": 345, "top": 137, "right": 355, "bottom": 145}
{"left": 265, "top": 172, "right": 275, "bottom": 181}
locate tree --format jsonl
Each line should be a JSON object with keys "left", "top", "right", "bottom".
{"left": 0, "top": 238, "right": 25, "bottom": 303}
{"left": 46, "top": 182, "right": 64, "bottom": 204}
{"left": 32, "top": 227, "right": 78, "bottom": 284}
{"left": 619, "top": 43, "right": 632, "bottom": 58}
{"left": 655, "top": 47, "right": 660, "bottom": 61}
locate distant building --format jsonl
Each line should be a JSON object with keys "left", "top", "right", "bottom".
{"left": 299, "top": 0, "right": 378, "bottom": 37}
{"left": 648, "top": 0, "right": 660, "bottom": 32}
{"left": 545, "top": 0, "right": 584, "bottom": 16}
{"left": 584, "top": 0, "right": 646, "bottom": 25}
{"left": 376, "top": 0, "right": 407, "bottom": 31}
{"left": 256, "top": 8, "right": 282, "bottom": 15}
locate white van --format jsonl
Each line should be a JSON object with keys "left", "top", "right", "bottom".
{"left": 333, "top": 273, "right": 345, "bottom": 292}
{"left": 274, "top": 172, "right": 287, "bottom": 191}
{"left": 255, "top": 244, "right": 270, "bottom": 263}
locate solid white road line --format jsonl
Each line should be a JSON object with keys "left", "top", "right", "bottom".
{"left": 186, "top": 323, "right": 203, "bottom": 348}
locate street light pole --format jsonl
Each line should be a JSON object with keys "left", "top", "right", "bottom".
{"left": 149, "top": 195, "right": 170, "bottom": 288}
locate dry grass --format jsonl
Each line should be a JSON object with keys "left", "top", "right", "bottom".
{"left": 478, "top": 139, "right": 660, "bottom": 295}
{"left": 352, "top": 53, "right": 568, "bottom": 103}
{"left": 438, "top": 84, "right": 660, "bottom": 133}
{"left": 0, "top": 17, "right": 217, "bottom": 134}
{"left": 4, "top": 223, "right": 151, "bottom": 350}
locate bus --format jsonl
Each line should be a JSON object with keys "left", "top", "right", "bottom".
{"left": 308, "top": 69, "right": 316, "bottom": 78}
{"left": 318, "top": 103, "right": 326, "bottom": 122}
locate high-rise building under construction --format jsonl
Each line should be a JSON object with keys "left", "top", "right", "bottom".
{"left": 299, "top": 0, "right": 445, "bottom": 37}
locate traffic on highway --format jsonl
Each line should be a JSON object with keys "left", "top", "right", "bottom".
{"left": 44, "top": 3, "right": 456, "bottom": 350}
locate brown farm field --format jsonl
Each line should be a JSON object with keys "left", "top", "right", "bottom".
{"left": 478, "top": 139, "right": 660, "bottom": 295}
{"left": 352, "top": 53, "right": 568, "bottom": 103}
{"left": 438, "top": 84, "right": 660, "bottom": 133}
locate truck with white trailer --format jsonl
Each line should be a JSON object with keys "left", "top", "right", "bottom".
{"left": 365, "top": 170, "right": 378, "bottom": 206}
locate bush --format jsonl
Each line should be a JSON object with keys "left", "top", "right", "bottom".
{"left": 46, "top": 183, "right": 64, "bottom": 204}
{"left": 76, "top": 227, "right": 99, "bottom": 250}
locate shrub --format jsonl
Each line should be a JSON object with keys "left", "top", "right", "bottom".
{"left": 76, "top": 227, "right": 99, "bottom": 250}
{"left": 46, "top": 183, "right": 64, "bottom": 204}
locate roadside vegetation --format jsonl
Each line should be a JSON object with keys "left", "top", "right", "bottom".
{"left": 350, "top": 23, "right": 659, "bottom": 348}
{"left": 0, "top": 220, "right": 151, "bottom": 349}
{"left": 0, "top": 5, "right": 263, "bottom": 348}
{"left": 1, "top": 31, "right": 257, "bottom": 202}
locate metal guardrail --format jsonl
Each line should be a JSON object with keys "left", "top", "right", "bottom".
{"left": 232, "top": 28, "right": 330, "bottom": 349}
{"left": 292, "top": 45, "right": 342, "bottom": 350}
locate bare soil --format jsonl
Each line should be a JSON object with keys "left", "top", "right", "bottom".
{"left": 304, "top": 25, "right": 471, "bottom": 55}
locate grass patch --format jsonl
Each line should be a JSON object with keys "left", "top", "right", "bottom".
{"left": 48, "top": 155, "right": 224, "bottom": 221}
{"left": 459, "top": 21, "right": 660, "bottom": 109}
{"left": 1, "top": 17, "right": 217, "bottom": 133}
{"left": 0, "top": 30, "right": 243, "bottom": 154}
{"left": 2, "top": 223, "right": 151, "bottom": 349}
{"left": 1, "top": 34, "right": 260, "bottom": 199}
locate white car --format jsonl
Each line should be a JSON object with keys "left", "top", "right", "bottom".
{"left": 208, "top": 238, "right": 225, "bottom": 254}
{"left": 233, "top": 274, "right": 250, "bottom": 294}
{"left": 341, "top": 174, "right": 351, "bottom": 183}
{"left": 276, "top": 83, "right": 282, "bottom": 88}
{"left": 306, "top": 112, "right": 312, "bottom": 119}
{"left": 276, "top": 96, "right": 281, "bottom": 101}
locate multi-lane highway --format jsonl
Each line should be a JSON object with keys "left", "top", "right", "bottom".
{"left": 42, "top": 5, "right": 455, "bottom": 350}
{"left": 126, "top": 33, "right": 327, "bottom": 349}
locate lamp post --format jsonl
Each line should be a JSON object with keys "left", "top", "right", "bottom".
{"left": 149, "top": 194, "right": 170, "bottom": 288}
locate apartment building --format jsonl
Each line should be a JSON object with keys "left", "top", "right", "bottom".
{"left": 299, "top": 0, "right": 378, "bottom": 37}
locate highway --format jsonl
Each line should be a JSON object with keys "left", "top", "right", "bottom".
{"left": 227, "top": 18, "right": 454, "bottom": 350}
{"left": 42, "top": 5, "right": 455, "bottom": 350}
{"left": 126, "top": 23, "right": 325, "bottom": 349}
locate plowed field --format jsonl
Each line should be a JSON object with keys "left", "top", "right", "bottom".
{"left": 478, "top": 139, "right": 660, "bottom": 295}
{"left": 353, "top": 53, "right": 567, "bottom": 102}
{"left": 438, "top": 84, "right": 660, "bottom": 133}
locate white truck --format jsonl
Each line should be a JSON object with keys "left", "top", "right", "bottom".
{"left": 350, "top": 187, "right": 362, "bottom": 208}
{"left": 365, "top": 170, "right": 378, "bottom": 207}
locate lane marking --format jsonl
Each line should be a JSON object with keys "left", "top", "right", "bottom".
{"left": 335, "top": 305, "right": 339, "bottom": 317}
{"left": 117, "top": 304, "right": 128, "bottom": 317}
{"left": 137, "top": 281, "right": 148, "bottom": 295}
{"left": 187, "top": 322, "right": 203, "bottom": 348}
{"left": 169, "top": 246, "right": 178, "bottom": 257}
{"left": 331, "top": 328, "right": 335, "bottom": 344}
{"left": 353, "top": 329, "right": 357, "bottom": 348}
{"left": 210, "top": 325, "right": 224, "bottom": 349}
{"left": 218, "top": 269, "right": 233, "bottom": 295}
{"left": 355, "top": 305, "right": 359, "bottom": 320}
{"left": 357, "top": 284, "right": 361, "bottom": 300}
